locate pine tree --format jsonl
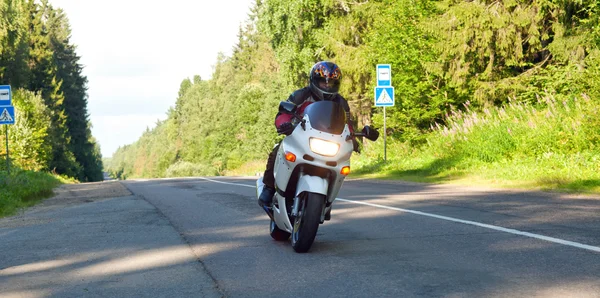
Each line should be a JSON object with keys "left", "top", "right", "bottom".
{"left": 27, "top": 0, "right": 80, "bottom": 177}
{"left": 0, "top": 0, "right": 102, "bottom": 180}
{"left": 47, "top": 6, "right": 103, "bottom": 181}
{"left": 0, "top": 0, "right": 30, "bottom": 87}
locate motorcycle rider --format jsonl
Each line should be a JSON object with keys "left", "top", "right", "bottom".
{"left": 258, "top": 61, "right": 357, "bottom": 208}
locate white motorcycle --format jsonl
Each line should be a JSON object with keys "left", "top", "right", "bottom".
{"left": 256, "top": 100, "right": 379, "bottom": 253}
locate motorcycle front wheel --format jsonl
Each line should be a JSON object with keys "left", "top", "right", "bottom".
{"left": 291, "top": 192, "right": 325, "bottom": 253}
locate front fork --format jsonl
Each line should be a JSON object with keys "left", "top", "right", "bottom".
{"left": 292, "top": 170, "right": 329, "bottom": 222}
{"left": 292, "top": 195, "right": 301, "bottom": 217}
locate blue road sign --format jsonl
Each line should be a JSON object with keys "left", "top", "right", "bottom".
{"left": 375, "top": 87, "right": 394, "bottom": 107}
{"left": 0, "top": 106, "right": 15, "bottom": 125}
{"left": 376, "top": 64, "right": 391, "bottom": 86}
{"left": 0, "top": 85, "right": 11, "bottom": 106}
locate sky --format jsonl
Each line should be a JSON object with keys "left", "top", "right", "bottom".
{"left": 48, "top": 0, "right": 255, "bottom": 157}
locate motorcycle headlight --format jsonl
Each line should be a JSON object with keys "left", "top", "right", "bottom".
{"left": 309, "top": 138, "right": 340, "bottom": 157}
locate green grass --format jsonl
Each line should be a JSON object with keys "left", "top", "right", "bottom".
{"left": 0, "top": 168, "right": 66, "bottom": 218}
{"left": 223, "top": 160, "right": 265, "bottom": 176}
{"left": 165, "top": 161, "right": 218, "bottom": 178}
{"left": 353, "top": 93, "right": 600, "bottom": 194}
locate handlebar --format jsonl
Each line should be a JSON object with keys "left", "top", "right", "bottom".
{"left": 346, "top": 133, "right": 364, "bottom": 141}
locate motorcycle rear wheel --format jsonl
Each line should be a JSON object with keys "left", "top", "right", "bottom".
{"left": 291, "top": 192, "right": 325, "bottom": 253}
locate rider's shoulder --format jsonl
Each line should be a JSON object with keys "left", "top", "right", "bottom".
{"left": 334, "top": 93, "right": 347, "bottom": 102}
{"left": 287, "top": 87, "right": 312, "bottom": 105}
{"left": 333, "top": 94, "right": 350, "bottom": 110}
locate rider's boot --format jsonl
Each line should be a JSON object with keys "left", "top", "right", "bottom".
{"left": 258, "top": 186, "right": 275, "bottom": 208}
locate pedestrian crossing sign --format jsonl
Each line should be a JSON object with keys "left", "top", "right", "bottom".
{"left": 0, "top": 106, "right": 15, "bottom": 125}
{"left": 374, "top": 87, "right": 394, "bottom": 107}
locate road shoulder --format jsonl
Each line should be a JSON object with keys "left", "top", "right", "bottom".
{"left": 0, "top": 181, "right": 222, "bottom": 298}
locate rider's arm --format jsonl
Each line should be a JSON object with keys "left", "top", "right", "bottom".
{"left": 275, "top": 113, "right": 293, "bottom": 128}
{"left": 336, "top": 94, "right": 355, "bottom": 134}
{"left": 274, "top": 88, "right": 311, "bottom": 129}
{"left": 337, "top": 94, "right": 361, "bottom": 152}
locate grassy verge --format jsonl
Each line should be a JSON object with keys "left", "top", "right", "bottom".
{"left": 223, "top": 160, "right": 265, "bottom": 177}
{"left": 353, "top": 93, "right": 600, "bottom": 194}
{"left": 0, "top": 168, "right": 72, "bottom": 218}
{"left": 165, "top": 161, "right": 218, "bottom": 177}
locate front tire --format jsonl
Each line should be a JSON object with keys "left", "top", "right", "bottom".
{"left": 270, "top": 219, "right": 291, "bottom": 241}
{"left": 291, "top": 192, "right": 325, "bottom": 253}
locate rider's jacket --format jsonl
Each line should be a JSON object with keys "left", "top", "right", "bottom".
{"left": 274, "top": 87, "right": 354, "bottom": 133}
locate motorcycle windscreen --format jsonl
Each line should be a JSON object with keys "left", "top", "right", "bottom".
{"left": 304, "top": 101, "right": 347, "bottom": 135}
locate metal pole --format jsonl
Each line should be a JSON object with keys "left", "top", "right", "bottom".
{"left": 383, "top": 106, "right": 387, "bottom": 161}
{"left": 5, "top": 125, "right": 9, "bottom": 175}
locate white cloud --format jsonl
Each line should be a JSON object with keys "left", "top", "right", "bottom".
{"left": 49, "top": 0, "right": 255, "bottom": 157}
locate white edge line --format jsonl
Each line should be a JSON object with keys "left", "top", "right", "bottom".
{"left": 335, "top": 198, "right": 600, "bottom": 253}
{"left": 199, "top": 177, "right": 255, "bottom": 188}
{"left": 201, "top": 177, "right": 600, "bottom": 253}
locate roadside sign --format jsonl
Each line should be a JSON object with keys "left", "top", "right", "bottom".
{"left": 376, "top": 64, "right": 391, "bottom": 87}
{"left": 375, "top": 64, "right": 393, "bottom": 162}
{"left": 374, "top": 87, "right": 394, "bottom": 107}
{"left": 0, "top": 85, "right": 10, "bottom": 106}
{"left": 0, "top": 106, "right": 15, "bottom": 125}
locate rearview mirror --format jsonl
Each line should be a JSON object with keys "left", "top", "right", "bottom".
{"left": 279, "top": 101, "right": 297, "bottom": 114}
{"left": 362, "top": 125, "right": 379, "bottom": 141}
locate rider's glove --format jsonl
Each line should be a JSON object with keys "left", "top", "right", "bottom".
{"left": 277, "top": 122, "right": 295, "bottom": 136}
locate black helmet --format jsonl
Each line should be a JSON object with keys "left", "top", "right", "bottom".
{"left": 309, "top": 61, "right": 342, "bottom": 100}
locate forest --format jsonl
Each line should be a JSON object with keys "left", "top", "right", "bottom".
{"left": 105, "top": 0, "right": 600, "bottom": 191}
{"left": 1, "top": 0, "right": 103, "bottom": 182}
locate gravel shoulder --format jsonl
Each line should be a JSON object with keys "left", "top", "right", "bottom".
{"left": 0, "top": 181, "right": 132, "bottom": 228}
{"left": 39, "top": 180, "right": 133, "bottom": 207}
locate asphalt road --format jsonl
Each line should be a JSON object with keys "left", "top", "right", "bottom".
{"left": 0, "top": 188, "right": 220, "bottom": 298}
{"left": 124, "top": 177, "right": 600, "bottom": 297}
{"left": 2, "top": 177, "right": 600, "bottom": 297}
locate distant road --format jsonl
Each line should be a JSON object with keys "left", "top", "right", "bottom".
{"left": 102, "top": 172, "right": 113, "bottom": 181}
{"left": 1, "top": 177, "right": 599, "bottom": 297}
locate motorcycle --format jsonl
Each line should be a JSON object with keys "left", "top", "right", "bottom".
{"left": 256, "top": 100, "right": 379, "bottom": 253}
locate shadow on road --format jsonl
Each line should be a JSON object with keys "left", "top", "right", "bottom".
{"left": 2, "top": 177, "right": 599, "bottom": 297}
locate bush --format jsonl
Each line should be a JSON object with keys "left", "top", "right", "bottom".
{"left": 165, "top": 161, "right": 218, "bottom": 178}
{"left": 353, "top": 92, "right": 600, "bottom": 193}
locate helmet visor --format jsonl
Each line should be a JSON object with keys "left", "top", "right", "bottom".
{"left": 315, "top": 77, "right": 340, "bottom": 94}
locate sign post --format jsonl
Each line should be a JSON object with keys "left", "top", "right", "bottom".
{"left": 0, "top": 85, "right": 14, "bottom": 174}
{"left": 4, "top": 125, "right": 8, "bottom": 174}
{"left": 374, "top": 65, "right": 394, "bottom": 161}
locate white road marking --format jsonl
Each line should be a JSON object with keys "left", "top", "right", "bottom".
{"left": 200, "top": 177, "right": 600, "bottom": 253}
{"left": 199, "top": 177, "right": 255, "bottom": 188}
{"left": 335, "top": 199, "right": 600, "bottom": 253}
